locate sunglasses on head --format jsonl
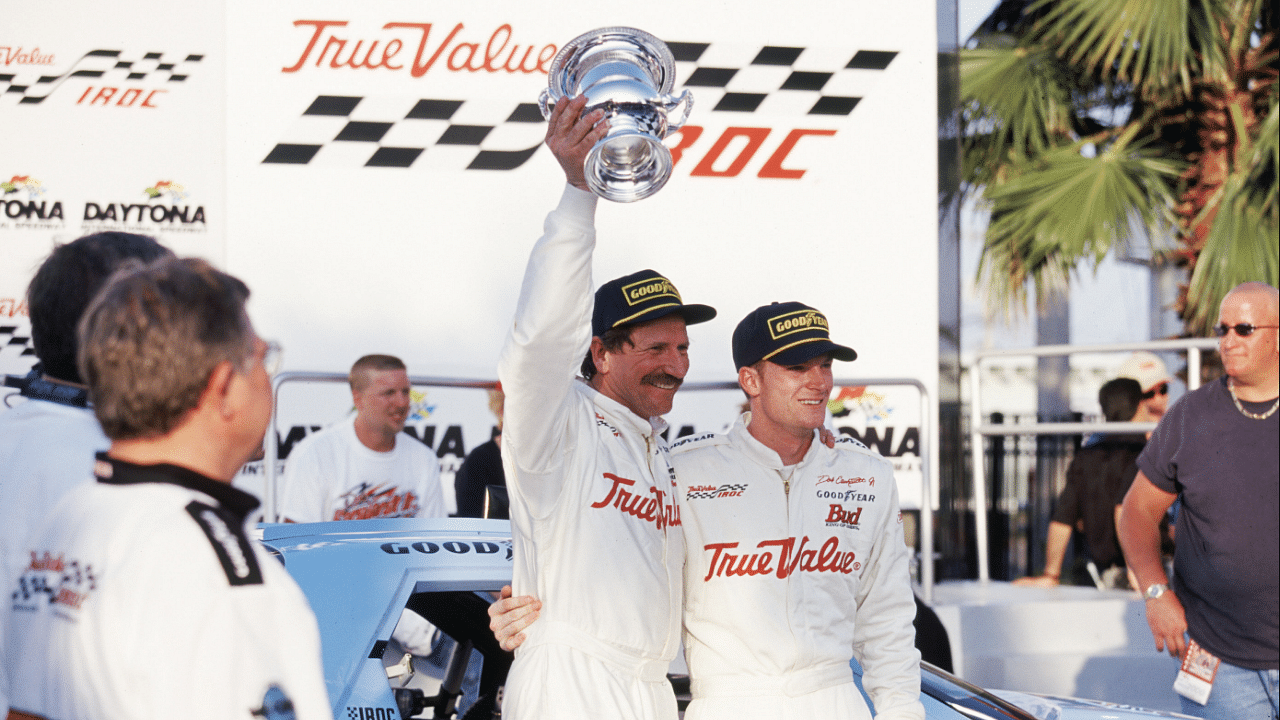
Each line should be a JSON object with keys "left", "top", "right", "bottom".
{"left": 1213, "top": 323, "right": 1279, "bottom": 337}
{"left": 1142, "top": 383, "right": 1169, "bottom": 399}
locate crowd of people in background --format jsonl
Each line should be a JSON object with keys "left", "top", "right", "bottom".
{"left": 0, "top": 117, "right": 1275, "bottom": 720}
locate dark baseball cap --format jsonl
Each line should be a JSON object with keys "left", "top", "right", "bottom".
{"left": 592, "top": 269, "right": 716, "bottom": 337}
{"left": 732, "top": 301, "right": 857, "bottom": 369}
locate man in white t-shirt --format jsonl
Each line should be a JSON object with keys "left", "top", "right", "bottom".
{"left": 278, "top": 354, "right": 444, "bottom": 523}
{"left": 277, "top": 354, "right": 445, "bottom": 656}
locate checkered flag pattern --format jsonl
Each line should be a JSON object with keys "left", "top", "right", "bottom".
{"left": 263, "top": 95, "right": 548, "bottom": 170}
{"left": 669, "top": 42, "right": 896, "bottom": 117}
{"left": 0, "top": 50, "right": 203, "bottom": 105}
{"left": 0, "top": 325, "right": 36, "bottom": 362}
{"left": 685, "top": 483, "right": 749, "bottom": 500}
{"left": 261, "top": 42, "right": 896, "bottom": 169}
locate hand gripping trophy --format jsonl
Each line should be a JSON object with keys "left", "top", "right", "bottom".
{"left": 539, "top": 27, "right": 693, "bottom": 202}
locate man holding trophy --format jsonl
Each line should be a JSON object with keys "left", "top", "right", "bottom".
{"left": 494, "top": 29, "right": 715, "bottom": 720}
{"left": 493, "top": 27, "right": 924, "bottom": 720}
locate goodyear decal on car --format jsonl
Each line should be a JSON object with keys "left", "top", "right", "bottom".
{"left": 380, "top": 539, "right": 512, "bottom": 561}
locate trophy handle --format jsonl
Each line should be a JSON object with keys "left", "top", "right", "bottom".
{"left": 664, "top": 89, "right": 693, "bottom": 132}
{"left": 538, "top": 89, "right": 555, "bottom": 120}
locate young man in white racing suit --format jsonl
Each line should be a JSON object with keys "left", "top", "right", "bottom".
{"left": 3, "top": 257, "right": 332, "bottom": 720}
{"left": 495, "top": 95, "right": 716, "bottom": 720}
{"left": 669, "top": 301, "right": 923, "bottom": 720}
{"left": 494, "top": 301, "right": 924, "bottom": 720}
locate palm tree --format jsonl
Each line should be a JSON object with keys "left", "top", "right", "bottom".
{"left": 961, "top": 0, "right": 1278, "bottom": 334}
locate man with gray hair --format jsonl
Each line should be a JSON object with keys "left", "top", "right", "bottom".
{"left": 3, "top": 257, "right": 332, "bottom": 720}
{"left": 0, "top": 232, "right": 170, "bottom": 716}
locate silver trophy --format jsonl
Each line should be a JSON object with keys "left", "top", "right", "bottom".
{"left": 539, "top": 27, "right": 692, "bottom": 203}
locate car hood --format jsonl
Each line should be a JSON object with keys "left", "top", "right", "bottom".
{"left": 991, "top": 689, "right": 1198, "bottom": 720}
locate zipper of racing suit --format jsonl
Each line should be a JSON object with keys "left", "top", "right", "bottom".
{"left": 650, "top": 433, "right": 680, "bottom": 661}
{"left": 782, "top": 463, "right": 801, "bottom": 674}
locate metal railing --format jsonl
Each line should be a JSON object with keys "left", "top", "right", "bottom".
{"left": 263, "top": 372, "right": 495, "bottom": 524}
{"left": 967, "top": 337, "right": 1219, "bottom": 581}
{"left": 263, "top": 373, "right": 937, "bottom": 599}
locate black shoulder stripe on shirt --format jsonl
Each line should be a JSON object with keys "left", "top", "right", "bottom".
{"left": 186, "top": 501, "right": 264, "bottom": 586}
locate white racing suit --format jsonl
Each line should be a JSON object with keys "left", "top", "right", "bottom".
{"left": 670, "top": 415, "right": 925, "bottom": 720}
{"left": 497, "top": 185, "right": 684, "bottom": 720}
{"left": 4, "top": 455, "right": 332, "bottom": 720}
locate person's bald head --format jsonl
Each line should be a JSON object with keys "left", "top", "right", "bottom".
{"left": 1216, "top": 282, "right": 1279, "bottom": 387}
{"left": 1222, "top": 282, "right": 1279, "bottom": 317}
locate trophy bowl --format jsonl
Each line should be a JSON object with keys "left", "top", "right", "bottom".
{"left": 539, "top": 27, "right": 693, "bottom": 203}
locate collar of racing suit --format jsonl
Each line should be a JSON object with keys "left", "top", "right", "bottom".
{"left": 730, "top": 412, "right": 823, "bottom": 470}
{"left": 576, "top": 376, "right": 671, "bottom": 440}
{"left": 93, "top": 451, "right": 261, "bottom": 523}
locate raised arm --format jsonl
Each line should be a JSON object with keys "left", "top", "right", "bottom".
{"left": 496, "top": 97, "right": 608, "bottom": 515}
{"left": 545, "top": 95, "right": 603, "bottom": 192}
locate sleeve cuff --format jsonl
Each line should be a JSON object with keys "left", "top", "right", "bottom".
{"left": 558, "top": 183, "right": 598, "bottom": 216}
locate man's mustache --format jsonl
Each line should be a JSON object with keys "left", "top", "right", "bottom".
{"left": 642, "top": 371, "right": 683, "bottom": 390}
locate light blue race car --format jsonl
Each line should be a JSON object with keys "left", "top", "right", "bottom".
{"left": 261, "top": 518, "right": 1195, "bottom": 720}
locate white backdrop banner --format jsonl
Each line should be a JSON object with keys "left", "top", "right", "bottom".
{"left": 7, "top": 0, "right": 939, "bottom": 510}
{"left": 3, "top": 4, "right": 226, "bottom": 387}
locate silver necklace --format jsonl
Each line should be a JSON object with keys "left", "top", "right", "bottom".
{"left": 1228, "top": 378, "right": 1279, "bottom": 420}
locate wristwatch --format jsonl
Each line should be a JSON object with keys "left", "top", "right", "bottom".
{"left": 1144, "top": 583, "right": 1169, "bottom": 600}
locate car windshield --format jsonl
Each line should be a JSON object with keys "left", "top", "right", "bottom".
{"left": 920, "top": 663, "right": 1040, "bottom": 720}
{"left": 851, "top": 658, "right": 1038, "bottom": 720}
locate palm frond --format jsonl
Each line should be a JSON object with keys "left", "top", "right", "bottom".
{"left": 1184, "top": 172, "right": 1280, "bottom": 333}
{"left": 1031, "top": 0, "right": 1200, "bottom": 96}
{"left": 1243, "top": 100, "right": 1280, "bottom": 215}
{"left": 964, "top": 0, "right": 1276, "bottom": 329}
{"left": 961, "top": 45, "right": 1077, "bottom": 158}
{"left": 977, "top": 130, "right": 1183, "bottom": 309}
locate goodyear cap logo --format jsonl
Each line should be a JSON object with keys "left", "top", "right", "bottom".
{"left": 733, "top": 301, "right": 857, "bottom": 369}
{"left": 592, "top": 268, "right": 716, "bottom": 337}
{"left": 622, "top": 276, "right": 681, "bottom": 306}
{"left": 768, "top": 309, "right": 830, "bottom": 340}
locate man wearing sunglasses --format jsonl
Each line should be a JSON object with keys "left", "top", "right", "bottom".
{"left": 1117, "top": 350, "right": 1172, "bottom": 423}
{"left": 1120, "top": 282, "right": 1279, "bottom": 720}
{"left": 1015, "top": 377, "right": 1148, "bottom": 590}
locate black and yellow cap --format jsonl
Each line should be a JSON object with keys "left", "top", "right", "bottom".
{"left": 732, "top": 301, "right": 856, "bottom": 369}
{"left": 592, "top": 269, "right": 716, "bottom": 337}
